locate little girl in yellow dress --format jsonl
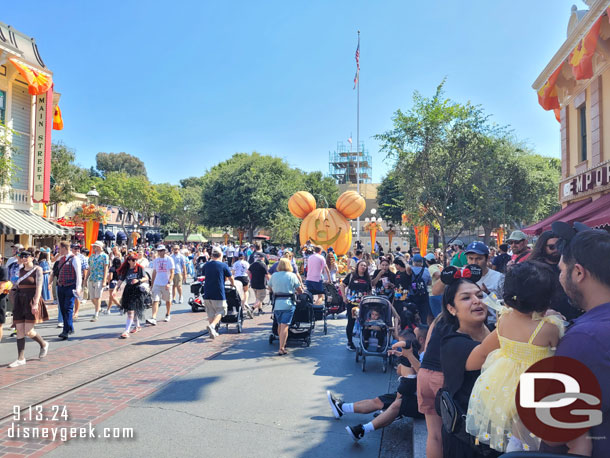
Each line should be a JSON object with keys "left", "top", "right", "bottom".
{"left": 464, "top": 261, "right": 565, "bottom": 453}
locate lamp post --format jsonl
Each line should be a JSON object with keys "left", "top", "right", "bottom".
{"left": 86, "top": 186, "right": 99, "bottom": 205}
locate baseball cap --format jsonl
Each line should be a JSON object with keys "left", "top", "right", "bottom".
{"left": 70, "top": 243, "right": 81, "bottom": 250}
{"left": 156, "top": 244, "right": 167, "bottom": 251}
{"left": 452, "top": 239, "right": 465, "bottom": 248}
{"left": 12, "top": 243, "right": 24, "bottom": 250}
{"left": 424, "top": 252, "right": 436, "bottom": 262}
{"left": 211, "top": 246, "right": 223, "bottom": 256}
{"left": 465, "top": 241, "right": 489, "bottom": 256}
{"left": 507, "top": 230, "right": 528, "bottom": 242}
{"left": 413, "top": 254, "right": 424, "bottom": 263}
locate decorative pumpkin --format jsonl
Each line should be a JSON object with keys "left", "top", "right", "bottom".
{"left": 288, "top": 191, "right": 317, "bottom": 219}
{"left": 288, "top": 191, "right": 366, "bottom": 255}
{"left": 336, "top": 191, "right": 366, "bottom": 219}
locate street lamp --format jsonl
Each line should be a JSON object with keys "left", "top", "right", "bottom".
{"left": 86, "top": 186, "right": 100, "bottom": 205}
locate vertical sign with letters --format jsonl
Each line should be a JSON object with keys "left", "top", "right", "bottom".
{"left": 32, "top": 87, "right": 52, "bottom": 202}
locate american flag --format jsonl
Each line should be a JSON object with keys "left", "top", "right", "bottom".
{"left": 353, "top": 42, "right": 360, "bottom": 89}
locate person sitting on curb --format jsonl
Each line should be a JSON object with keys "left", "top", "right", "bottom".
{"left": 327, "top": 326, "right": 427, "bottom": 441}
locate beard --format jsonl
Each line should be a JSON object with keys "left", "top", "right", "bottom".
{"left": 545, "top": 252, "right": 561, "bottom": 264}
{"left": 562, "top": 270, "right": 585, "bottom": 310}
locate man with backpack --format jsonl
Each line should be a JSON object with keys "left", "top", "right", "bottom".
{"left": 408, "top": 254, "right": 431, "bottom": 324}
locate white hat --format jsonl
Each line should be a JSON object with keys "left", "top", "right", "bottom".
{"left": 156, "top": 244, "right": 167, "bottom": 251}
{"left": 211, "top": 246, "right": 223, "bottom": 256}
{"left": 92, "top": 241, "right": 105, "bottom": 249}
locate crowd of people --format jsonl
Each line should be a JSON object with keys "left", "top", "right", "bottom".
{"left": 0, "top": 227, "right": 608, "bottom": 457}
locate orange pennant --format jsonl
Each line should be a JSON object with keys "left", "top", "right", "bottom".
{"left": 53, "top": 105, "right": 64, "bottom": 130}
{"left": 569, "top": 17, "right": 602, "bottom": 80}
{"left": 8, "top": 57, "right": 53, "bottom": 96}
{"left": 538, "top": 64, "right": 562, "bottom": 111}
{"left": 554, "top": 108, "right": 561, "bottom": 123}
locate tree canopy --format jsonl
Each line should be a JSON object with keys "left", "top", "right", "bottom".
{"left": 96, "top": 152, "right": 147, "bottom": 178}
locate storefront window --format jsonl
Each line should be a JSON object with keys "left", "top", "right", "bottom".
{"left": 579, "top": 105, "right": 587, "bottom": 163}
{"left": 0, "top": 90, "right": 5, "bottom": 123}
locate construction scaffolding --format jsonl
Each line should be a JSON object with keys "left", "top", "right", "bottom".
{"left": 328, "top": 141, "right": 372, "bottom": 184}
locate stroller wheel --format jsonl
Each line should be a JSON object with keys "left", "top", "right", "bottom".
{"left": 191, "top": 305, "right": 198, "bottom": 313}
{"left": 237, "top": 322, "right": 242, "bottom": 333}
{"left": 323, "top": 322, "right": 328, "bottom": 335}
{"left": 361, "top": 356, "right": 366, "bottom": 372}
{"left": 306, "top": 336, "right": 311, "bottom": 347}
{"left": 382, "top": 358, "right": 388, "bottom": 373}
{"left": 188, "top": 298, "right": 194, "bottom": 306}
{"left": 269, "top": 334, "right": 274, "bottom": 344}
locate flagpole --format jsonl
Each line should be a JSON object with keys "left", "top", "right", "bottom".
{"left": 356, "top": 30, "right": 361, "bottom": 246}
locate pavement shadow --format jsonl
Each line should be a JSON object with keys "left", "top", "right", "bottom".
{"left": 131, "top": 331, "right": 205, "bottom": 346}
{"left": 145, "top": 375, "right": 221, "bottom": 403}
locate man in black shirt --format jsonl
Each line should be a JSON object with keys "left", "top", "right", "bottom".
{"left": 248, "top": 254, "right": 269, "bottom": 315}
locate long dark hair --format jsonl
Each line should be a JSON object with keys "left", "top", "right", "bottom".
{"left": 529, "top": 231, "right": 557, "bottom": 262}
{"left": 352, "top": 260, "right": 372, "bottom": 285}
{"left": 441, "top": 279, "right": 481, "bottom": 329}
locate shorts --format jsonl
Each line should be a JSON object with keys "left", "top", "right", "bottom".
{"left": 378, "top": 377, "right": 422, "bottom": 419}
{"left": 235, "top": 276, "right": 249, "bottom": 287}
{"left": 152, "top": 285, "right": 172, "bottom": 302}
{"left": 173, "top": 273, "right": 183, "bottom": 287}
{"left": 274, "top": 307, "right": 295, "bottom": 325}
{"left": 305, "top": 280, "right": 325, "bottom": 294}
{"left": 87, "top": 280, "right": 104, "bottom": 300}
{"left": 417, "top": 368, "right": 444, "bottom": 415}
{"left": 253, "top": 288, "right": 266, "bottom": 303}
{"left": 204, "top": 299, "right": 227, "bottom": 321}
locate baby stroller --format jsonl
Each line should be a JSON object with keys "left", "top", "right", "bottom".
{"left": 218, "top": 282, "right": 244, "bottom": 333}
{"left": 188, "top": 276, "right": 206, "bottom": 313}
{"left": 355, "top": 296, "right": 393, "bottom": 373}
{"left": 269, "top": 291, "right": 315, "bottom": 347}
{"left": 324, "top": 282, "right": 345, "bottom": 319}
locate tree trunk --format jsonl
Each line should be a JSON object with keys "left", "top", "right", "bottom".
{"left": 439, "top": 222, "right": 448, "bottom": 267}
{"left": 248, "top": 226, "right": 255, "bottom": 243}
{"left": 483, "top": 224, "right": 493, "bottom": 247}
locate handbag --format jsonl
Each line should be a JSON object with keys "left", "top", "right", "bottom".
{"left": 438, "top": 389, "right": 461, "bottom": 433}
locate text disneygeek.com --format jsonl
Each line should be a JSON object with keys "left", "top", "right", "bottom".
{"left": 8, "top": 423, "right": 134, "bottom": 441}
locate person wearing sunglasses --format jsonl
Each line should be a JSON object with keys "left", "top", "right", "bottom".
{"left": 505, "top": 230, "right": 531, "bottom": 268}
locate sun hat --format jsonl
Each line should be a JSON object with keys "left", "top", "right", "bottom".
{"left": 507, "top": 230, "right": 528, "bottom": 242}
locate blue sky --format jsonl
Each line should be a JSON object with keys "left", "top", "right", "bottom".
{"left": 5, "top": 0, "right": 586, "bottom": 184}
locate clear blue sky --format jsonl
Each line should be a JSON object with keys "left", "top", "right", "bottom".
{"left": 5, "top": 0, "right": 586, "bottom": 184}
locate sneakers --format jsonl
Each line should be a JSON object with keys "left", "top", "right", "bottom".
{"left": 207, "top": 324, "right": 219, "bottom": 339}
{"left": 56, "top": 322, "right": 63, "bottom": 328}
{"left": 146, "top": 318, "right": 157, "bottom": 326}
{"left": 119, "top": 332, "right": 129, "bottom": 339}
{"left": 8, "top": 359, "right": 26, "bottom": 368}
{"left": 245, "top": 305, "right": 254, "bottom": 319}
{"left": 90, "top": 314, "right": 99, "bottom": 322}
{"left": 164, "top": 315, "right": 171, "bottom": 322}
{"left": 345, "top": 424, "right": 365, "bottom": 442}
{"left": 130, "top": 326, "right": 142, "bottom": 334}
{"left": 346, "top": 343, "right": 356, "bottom": 352}
{"left": 327, "top": 391, "right": 344, "bottom": 419}
{"left": 39, "top": 342, "right": 49, "bottom": 359}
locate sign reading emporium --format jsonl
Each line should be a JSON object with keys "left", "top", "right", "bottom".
{"left": 561, "top": 160, "right": 610, "bottom": 201}
{"left": 32, "top": 88, "right": 52, "bottom": 203}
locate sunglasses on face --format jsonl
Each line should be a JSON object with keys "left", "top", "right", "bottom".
{"left": 508, "top": 240, "right": 524, "bottom": 245}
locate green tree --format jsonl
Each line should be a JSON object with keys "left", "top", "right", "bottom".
{"left": 518, "top": 152, "right": 561, "bottom": 224}
{"left": 299, "top": 171, "right": 339, "bottom": 207}
{"left": 96, "top": 152, "right": 147, "bottom": 178}
{"left": 49, "top": 141, "right": 94, "bottom": 206}
{"left": 268, "top": 212, "right": 300, "bottom": 245}
{"left": 375, "top": 81, "right": 498, "bottom": 249}
{"left": 97, "top": 172, "right": 160, "bottom": 243}
{"left": 201, "top": 153, "right": 302, "bottom": 241}
{"left": 155, "top": 183, "right": 205, "bottom": 243}
{"left": 179, "top": 176, "right": 205, "bottom": 188}
{"left": 376, "top": 170, "right": 405, "bottom": 223}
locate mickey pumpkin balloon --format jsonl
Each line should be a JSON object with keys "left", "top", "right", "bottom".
{"left": 288, "top": 191, "right": 366, "bottom": 255}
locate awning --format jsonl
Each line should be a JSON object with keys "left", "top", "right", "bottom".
{"left": 523, "top": 198, "right": 592, "bottom": 235}
{"left": 561, "top": 192, "right": 610, "bottom": 228}
{"left": 164, "top": 233, "right": 208, "bottom": 243}
{"left": 0, "top": 209, "right": 67, "bottom": 236}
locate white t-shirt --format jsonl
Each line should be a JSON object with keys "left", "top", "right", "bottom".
{"left": 152, "top": 256, "right": 175, "bottom": 286}
{"left": 226, "top": 246, "right": 235, "bottom": 257}
{"left": 477, "top": 268, "right": 504, "bottom": 299}
{"left": 232, "top": 259, "right": 250, "bottom": 277}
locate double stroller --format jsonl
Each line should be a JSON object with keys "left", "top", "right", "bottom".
{"left": 269, "top": 290, "right": 315, "bottom": 347}
{"left": 355, "top": 295, "right": 393, "bottom": 372}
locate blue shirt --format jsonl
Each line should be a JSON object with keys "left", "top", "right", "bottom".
{"left": 203, "top": 260, "right": 233, "bottom": 300}
{"left": 544, "top": 302, "right": 610, "bottom": 458}
{"left": 268, "top": 271, "right": 300, "bottom": 311}
{"left": 171, "top": 253, "right": 187, "bottom": 274}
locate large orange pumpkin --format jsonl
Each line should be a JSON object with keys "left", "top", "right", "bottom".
{"left": 289, "top": 190, "right": 366, "bottom": 255}
{"left": 288, "top": 191, "right": 317, "bottom": 219}
{"left": 336, "top": 191, "right": 366, "bottom": 219}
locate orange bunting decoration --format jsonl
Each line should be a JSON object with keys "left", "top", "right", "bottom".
{"left": 537, "top": 64, "right": 562, "bottom": 111}
{"left": 413, "top": 225, "right": 429, "bottom": 256}
{"left": 554, "top": 108, "right": 561, "bottom": 123}
{"left": 569, "top": 17, "right": 602, "bottom": 81}
{"left": 8, "top": 57, "right": 53, "bottom": 95}
{"left": 53, "top": 105, "right": 64, "bottom": 130}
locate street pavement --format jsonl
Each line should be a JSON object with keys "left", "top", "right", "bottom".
{"left": 0, "top": 283, "right": 418, "bottom": 457}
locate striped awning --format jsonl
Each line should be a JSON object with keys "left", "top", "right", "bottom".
{"left": 0, "top": 209, "right": 67, "bottom": 236}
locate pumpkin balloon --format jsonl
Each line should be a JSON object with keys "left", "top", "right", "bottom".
{"left": 288, "top": 191, "right": 366, "bottom": 255}
{"left": 288, "top": 191, "right": 317, "bottom": 219}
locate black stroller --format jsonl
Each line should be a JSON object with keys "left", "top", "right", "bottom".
{"left": 355, "top": 295, "right": 393, "bottom": 372}
{"left": 188, "top": 275, "right": 206, "bottom": 313}
{"left": 218, "top": 283, "right": 244, "bottom": 333}
{"left": 269, "top": 291, "right": 315, "bottom": 347}
{"left": 324, "top": 282, "right": 345, "bottom": 319}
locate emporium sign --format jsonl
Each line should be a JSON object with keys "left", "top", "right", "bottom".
{"left": 561, "top": 160, "right": 610, "bottom": 201}
{"left": 32, "top": 88, "right": 52, "bottom": 203}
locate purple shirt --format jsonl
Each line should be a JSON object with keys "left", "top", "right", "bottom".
{"left": 306, "top": 253, "right": 325, "bottom": 282}
{"left": 543, "top": 302, "right": 610, "bottom": 457}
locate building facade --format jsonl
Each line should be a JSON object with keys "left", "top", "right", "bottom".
{"left": 0, "top": 22, "right": 66, "bottom": 258}
{"left": 528, "top": 0, "right": 610, "bottom": 233}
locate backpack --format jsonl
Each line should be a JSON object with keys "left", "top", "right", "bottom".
{"left": 411, "top": 268, "right": 428, "bottom": 297}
